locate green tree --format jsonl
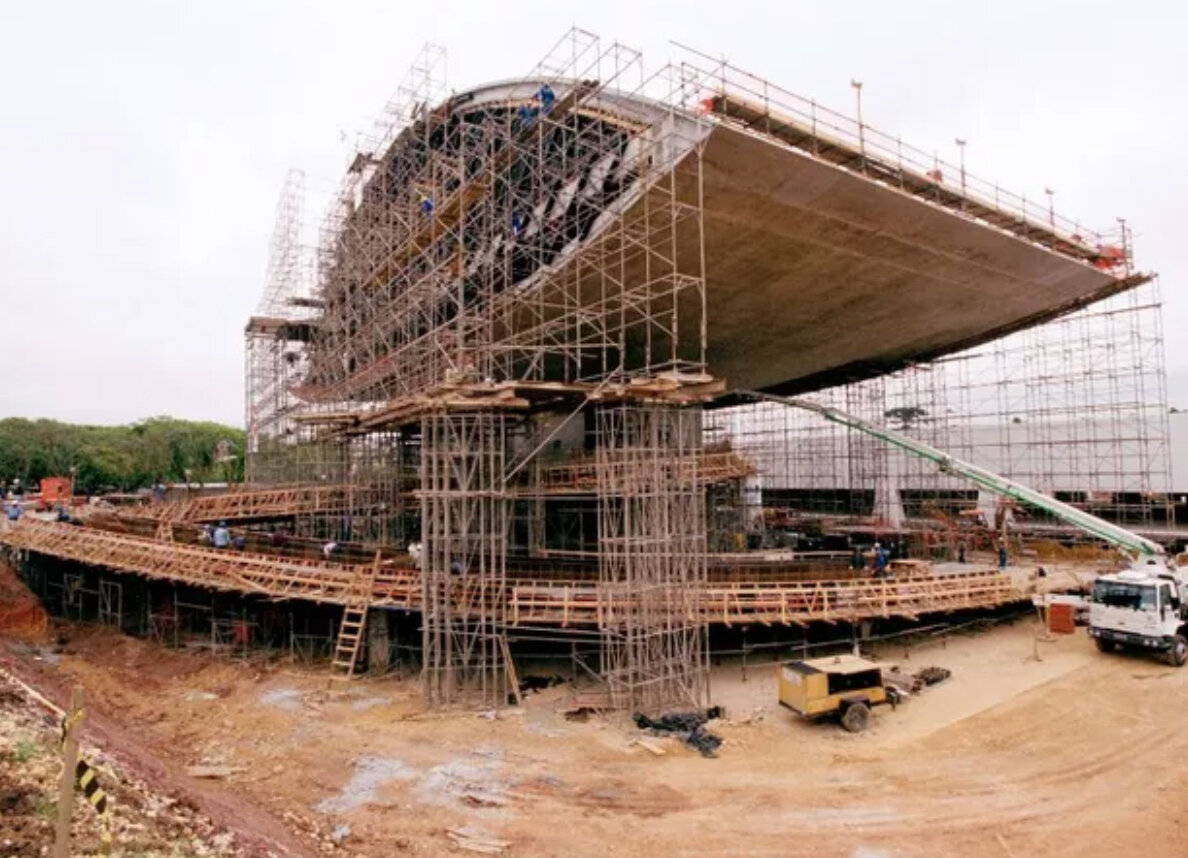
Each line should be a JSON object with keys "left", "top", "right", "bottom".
{"left": 0, "top": 417, "right": 245, "bottom": 495}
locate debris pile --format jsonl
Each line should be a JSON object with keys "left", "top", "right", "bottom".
{"left": 915, "top": 666, "right": 952, "bottom": 687}
{"left": 509, "top": 674, "right": 566, "bottom": 704}
{"left": 633, "top": 707, "right": 724, "bottom": 758}
{"left": 884, "top": 665, "right": 953, "bottom": 697}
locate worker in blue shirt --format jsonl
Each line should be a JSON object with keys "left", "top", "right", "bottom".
{"left": 537, "top": 84, "right": 556, "bottom": 113}
{"left": 4, "top": 501, "right": 20, "bottom": 522}
{"left": 418, "top": 192, "right": 434, "bottom": 216}
{"left": 873, "top": 543, "right": 889, "bottom": 577}
{"left": 997, "top": 543, "right": 1008, "bottom": 569}
{"left": 213, "top": 521, "right": 231, "bottom": 549}
{"left": 516, "top": 103, "right": 538, "bottom": 130}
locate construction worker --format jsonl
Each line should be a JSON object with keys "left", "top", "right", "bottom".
{"left": 873, "top": 542, "right": 889, "bottom": 577}
{"left": 5, "top": 500, "right": 21, "bottom": 522}
{"left": 322, "top": 540, "right": 339, "bottom": 560}
{"left": 957, "top": 542, "right": 967, "bottom": 564}
{"left": 418, "top": 192, "right": 434, "bottom": 216}
{"left": 537, "top": 83, "right": 556, "bottom": 114}
{"left": 997, "top": 543, "right": 1008, "bottom": 569}
{"left": 212, "top": 521, "right": 231, "bottom": 549}
{"left": 850, "top": 546, "right": 865, "bottom": 571}
{"left": 516, "top": 102, "right": 539, "bottom": 130}
{"left": 511, "top": 212, "right": 525, "bottom": 238}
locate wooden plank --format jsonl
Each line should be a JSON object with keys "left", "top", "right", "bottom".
{"left": 500, "top": 635, "right": 523, "bottom": 706}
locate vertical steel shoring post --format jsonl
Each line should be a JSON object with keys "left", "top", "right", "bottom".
{"left": 421, "top": 412, "right": 507, "bottom": 708}
{"left": 597, "top": 404, "right": 707, "bottom": 714}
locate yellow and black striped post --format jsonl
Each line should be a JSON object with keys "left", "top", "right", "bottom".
{"left": 52, "top": 688, "right": 82, "bottom": 858}
{"left": 54, "top": 689, "right": 113, "bottom": 856}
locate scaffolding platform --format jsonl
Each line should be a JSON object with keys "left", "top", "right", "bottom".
{"left": 135, "top": 484, "right": 388, "bottom": 524}
{"left": 0, "top": 520, "right": 418, "bottom": 608}
{"left": 3, "top": 521, "right": 1029, "bottom": 629}
{"left": 508, "top": 568, "right": 1018, "bottom": 627}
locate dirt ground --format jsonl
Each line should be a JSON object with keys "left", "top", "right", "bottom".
{"left": 3, "top": 587, "right": 1187, "bottom": 857}
{"left": 0, "top": 561, "right": 48, "bottom": 645}
{"left": 0, "top": 665, "right": 249, "bottom": 858}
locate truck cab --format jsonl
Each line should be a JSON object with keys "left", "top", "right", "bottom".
{"left": 1087, "top": 563, "right": 1188, "bottom": 666}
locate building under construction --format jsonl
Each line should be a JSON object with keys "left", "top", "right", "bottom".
{"left": 2, "top": 31, "right": 1169, "bottom": 715}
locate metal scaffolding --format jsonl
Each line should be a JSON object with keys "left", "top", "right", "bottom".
{"left": 246, "top": 169, "right": 316, "bottom": 485}
{"left": 715, "top": 278, "right": 1172, "bottom": 546}
{"left": 233, "top": 29, "right": 1161, "bottom": 707}
{"left": 596, "top": 404, "right": 708, "bottom": 713}
{"left": 420, "top": 412, "right": 508, "bottom": 707}
{"left": 241, "top": 31, "right": 716, "bottom": 708}
{"left": 297, "top": 37, "right": 708, "bottom": 409}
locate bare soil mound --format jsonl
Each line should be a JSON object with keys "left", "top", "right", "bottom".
{"left": 0, "top": 563, "right": 48, "bottom": 643}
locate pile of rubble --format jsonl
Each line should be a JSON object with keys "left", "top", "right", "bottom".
{"left": 633, "top": 707, "right": 724, "bottom": 758}
{"left": 884, "top": 665, "right": 953, "bottom": 698}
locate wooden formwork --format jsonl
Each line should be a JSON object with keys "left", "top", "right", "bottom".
{"left": 536, "top": 450, "right": 754, "bottom": 495}
{"left": 0, "top": 520, "right": 417, "bottom": 608}
{"left": 131, "top": 449, "right": 750, "bottom": 525}
{"left": 509, "top": 569, "right": 1020, "bottom": 628}
{"left": 135, "top": 484, "right": 385, "bottom": 524}
{"left": 3, "top": 521, "right": 1023, "bottom": 628}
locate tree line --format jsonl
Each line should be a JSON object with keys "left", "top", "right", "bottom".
{"left": 0, "top": 417, "right": 245, "bottom": 495}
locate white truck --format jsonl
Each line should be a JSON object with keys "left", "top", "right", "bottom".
{"left": 1086, "top": 561, "right": 1188, "bottom": 666}
{"left": 746, "top": 391, "right": 1182, "bottom": 666}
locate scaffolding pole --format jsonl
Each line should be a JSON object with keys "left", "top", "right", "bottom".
{"left": 596, "top": 403, "right": 708, "bottom": 714}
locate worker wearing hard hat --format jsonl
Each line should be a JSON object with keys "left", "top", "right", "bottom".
{"left": 873, "top": 543, "right": 889, "bottom": 577}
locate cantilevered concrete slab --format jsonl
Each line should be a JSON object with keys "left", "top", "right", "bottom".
{"left": 449, "top": 81, "right": 1144, "bottom": 397}
{"left": 693, "top": 122, "right": 1145, "bottom": 394}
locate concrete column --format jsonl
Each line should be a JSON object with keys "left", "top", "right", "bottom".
{"left": 367, "top": 608, "right": 390, "bottom": 674}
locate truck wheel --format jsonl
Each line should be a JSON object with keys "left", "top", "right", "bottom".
{"left": 841, "top": 701, "right": 870, "bottom": 733}
{"left": 1095, "top": 638, "right": 1115, "bottom": 654}
{"left": 1167, "top": 635, "right": 1188, "bottom": 667}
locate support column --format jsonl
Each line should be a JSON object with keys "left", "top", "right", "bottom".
{"left": 367, "top": 608, "right": 391, "bottom": 674}
{"left": 596, "top": 403, "right": 709, "bottom": 715}
{"left": 420, "top": 411, "right": 508, "bottom": 708}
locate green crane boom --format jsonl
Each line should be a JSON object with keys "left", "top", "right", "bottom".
{"left": 743, "top": 391, "right": 1164, "bottom": 558}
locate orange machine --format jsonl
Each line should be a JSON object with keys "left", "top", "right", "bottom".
{"left": 37, "top": 476, "right": 73, "bottom": 510}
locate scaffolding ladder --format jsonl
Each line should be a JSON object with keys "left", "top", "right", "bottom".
{"left": 330, "top": 551, "right": 381, "bottom": 682}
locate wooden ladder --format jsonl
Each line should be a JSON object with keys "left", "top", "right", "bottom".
{"left": 330, "top": 552, "right": 380, "bottom": 683}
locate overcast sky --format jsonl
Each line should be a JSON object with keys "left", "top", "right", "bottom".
{"left": 1, "top": 0, "right": 1184, "bottom": 427}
